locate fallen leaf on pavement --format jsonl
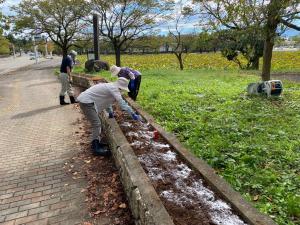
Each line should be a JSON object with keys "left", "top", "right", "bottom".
{"left": 119, "top": 203, "right": 127, "bottom": 209}
{"left": 93, "top": 210, "right": 105, "bottom": 215}
{"left": 94, "top": 210, "right": 101, "bottom": 215}
{"left": 83, "top": 222, "right": 92, "bottom": 225}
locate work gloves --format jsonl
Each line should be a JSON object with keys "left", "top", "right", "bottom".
{"left": 108, "top": 112, "right": 114, "bottom": 118}
{"left": 131, "top": 113, "right": 141, "bottom": 121}
{"left": 108, "top": 111, "right": 141, "bottom": 121}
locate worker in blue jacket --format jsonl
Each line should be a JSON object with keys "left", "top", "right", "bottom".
{"left": 110, "top": 65, "right": 142, "bottom": 101}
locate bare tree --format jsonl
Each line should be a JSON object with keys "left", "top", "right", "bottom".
{"left": 194, "top": 0, "right": 300, "bottom": 80}
{"left": 169, "top": 16, "right": 192, "bottom": 70}
{"left": 261, "top": 0, "right": 300, "bottom": 80}
{"left": 167, "top": 0, "right": 199, "bottom": 70}
{"left": 13, "top": 0, "right": 91, "bottom": 57}
{"left": 93, "top": 0, "right": 174, "bottom": 66}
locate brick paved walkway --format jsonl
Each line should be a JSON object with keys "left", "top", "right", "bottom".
{"left": 0, "top": 61, "right": 88, "bottom": 225}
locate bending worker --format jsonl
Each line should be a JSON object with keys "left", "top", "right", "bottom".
{"left": 77, "top": 77, "right": 141, "bottom": 156}
{"left": 110, "top": 65, "right": 142, "bottom": 101}
{"left": 59, "top": 50, "right": 78, "bottom": 105}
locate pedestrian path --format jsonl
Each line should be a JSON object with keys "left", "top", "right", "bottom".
{"left": 0, "top": 56, "right": 56, "bottom": 76}
{"left": 0, "top": 61, "right": 88, "bottom": 225}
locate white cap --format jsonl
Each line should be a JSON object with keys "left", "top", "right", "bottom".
{"left": 70, "top": 50, "right": 77, "bottom": 56}
{"left": 110, "top": 65, "right": 121, "bottom": 77}
{"left": 114, "top": 77, "right": 129, "bottom": 92}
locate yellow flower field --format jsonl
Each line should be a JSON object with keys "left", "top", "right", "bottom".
{"left": 77, "top": 51, "right": 300, "bottom": 72}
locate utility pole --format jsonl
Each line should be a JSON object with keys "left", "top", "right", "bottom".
{"left": 93, "top": 14, "right": 100, "bottom": 60}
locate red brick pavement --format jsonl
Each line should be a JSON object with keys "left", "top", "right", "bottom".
{"left": 0, "top": 62, "right": 89, "bottom": 225}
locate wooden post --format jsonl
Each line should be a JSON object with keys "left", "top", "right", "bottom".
{"left": 93, "top": 14, "right": 100, "bottom": 60}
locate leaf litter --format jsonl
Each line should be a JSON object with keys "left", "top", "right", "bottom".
{"left": 64, "top": 100, "right": 134, "bottom": 225}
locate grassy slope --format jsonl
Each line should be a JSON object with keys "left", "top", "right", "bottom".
{"left": 137, "top": 69, "right": 300, "bottom": 225}
{"left": 76, "top": 54, "right": 300, "bottom": 225}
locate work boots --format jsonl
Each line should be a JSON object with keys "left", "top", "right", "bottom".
{"left": 69, "top": 96, "right": 78, "bottom": 104}
{"left": 91, "top": 140, "right": 111, "bottom": 156}
{"left": 59, "top": 96, "right": 69, "bottom": 105}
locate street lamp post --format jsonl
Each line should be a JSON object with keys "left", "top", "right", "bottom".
{"left": 45, "top": 38, "right": 48, "bottom": 58}
{"left": 33, "top": 36, "right": 38, "bottom": 64}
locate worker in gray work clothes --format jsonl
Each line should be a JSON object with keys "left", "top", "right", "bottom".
{"left": 59, "top": 50, "right": 78, "bottom": 105}
{"left": 77, "top": 77, "right": 141, "bottom": 156}
{"left": 110, "top": 65, "right": 142, "bottom": 101}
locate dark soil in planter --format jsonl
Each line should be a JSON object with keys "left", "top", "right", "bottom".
{"left": 114, "top": 106, "right": 248, "bottom": 225}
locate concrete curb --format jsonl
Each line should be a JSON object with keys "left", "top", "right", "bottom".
{"left": 72, "top": 74, "right": 277, "bottom": 225}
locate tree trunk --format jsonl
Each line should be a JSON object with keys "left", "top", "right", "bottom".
{"left": 115, "top": 47, "right": 121, "bottom": 66}
{"left": 261, "top": 0, "right": 282, "bottom": 81}
{"left": 249, "top": 56, "right": 260, "bottom": 70}
{"left": 175, "top": 53, "right": 184, "bottom": 70}
{"left": 62, "top": 47, "right": 68, "bottom": 58}
{"left": 165, "top": 43, "right": 169, "bottom": 53}
{"left": 261, "top": 38, "right": 274, "bottom": 80}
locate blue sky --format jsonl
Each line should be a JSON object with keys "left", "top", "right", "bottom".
{"left": 1, "top": 0, "right": 19, "bottom": 15}
{"left": 1, "top": 0, "right": 299, "bottom": 37}
{"left": 283, "top": 29, "right": 299, "bottom": 37}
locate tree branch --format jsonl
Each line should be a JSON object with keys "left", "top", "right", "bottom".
{"left": 281, "top": 18, "right": 300, "bottom": 31}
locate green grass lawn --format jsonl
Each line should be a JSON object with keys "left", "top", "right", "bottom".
{"left": 75, "top": 54, "right": 300, "bottom": 225}
{"left": 138, "top": 69, "right": 300, "bottom": 225}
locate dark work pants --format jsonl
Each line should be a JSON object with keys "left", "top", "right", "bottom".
{"left": 128, "top": 75, "right": 142, "bottom": 101}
